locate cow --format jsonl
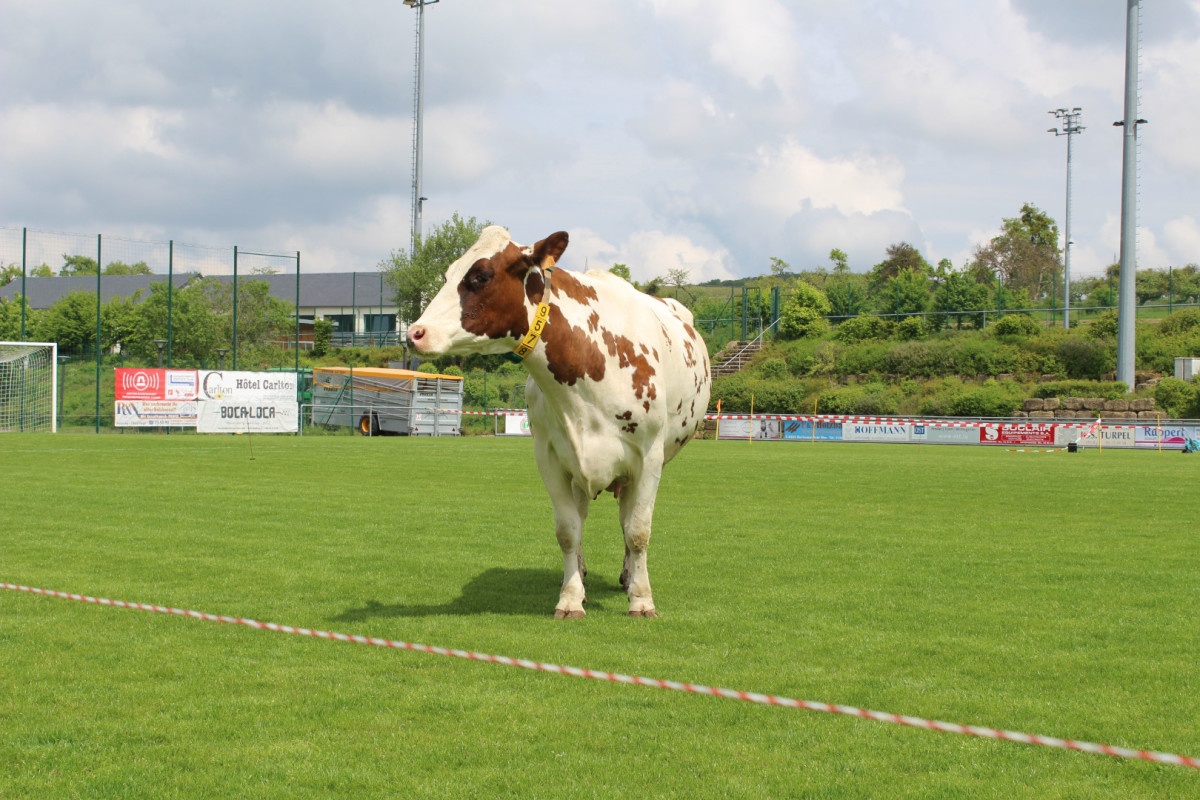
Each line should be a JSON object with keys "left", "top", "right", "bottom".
{"left": 407, "top": 226, "right": 712, "bottom": 619}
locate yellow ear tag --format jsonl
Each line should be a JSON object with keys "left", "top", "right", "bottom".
{"left": 509, "top": 260, "right": 555, "bottom": 361}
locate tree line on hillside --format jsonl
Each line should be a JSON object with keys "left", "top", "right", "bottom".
{"left": 376, "top": 206, "right": 1200, "bottom": 352}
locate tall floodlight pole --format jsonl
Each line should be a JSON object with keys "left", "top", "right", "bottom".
{"left": 1048, "top": 108, "right": 1084, "bottom": 329}
{"left": 404, "top": 0, "right": 439, "bottom": 254}
{"left": 1115, "top": 0, "right": 1145, "bottom": 391}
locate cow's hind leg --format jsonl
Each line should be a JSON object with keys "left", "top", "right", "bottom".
{"left": 618, "top": 461, "right": 663, "bottom": 618}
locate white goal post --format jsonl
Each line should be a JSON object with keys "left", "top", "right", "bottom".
{"left": 0, "top": 342, "right": 58, "bottom": 433}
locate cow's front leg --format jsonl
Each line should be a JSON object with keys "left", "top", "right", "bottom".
{"left": 539, "top": 455, "right": 591, "bottom": 619}
{"left": 618, "top": 459, "right": 663, "bottom": 618}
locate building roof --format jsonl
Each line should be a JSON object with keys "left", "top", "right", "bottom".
{"left": 0, "top": 271, "right": 396, "bottom": 311}
{"left": 0, "top": 274, "right": 200, "bottom": 309}
{"left": 201, "top": 272, "right": 394, "bottom": 309}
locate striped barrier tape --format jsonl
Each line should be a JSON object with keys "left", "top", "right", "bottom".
{"left": 3, "top": 582, "right": 1197, "bottom": 771}
{"left": 427, "top": 409, "right": 1132, "bottom": 431}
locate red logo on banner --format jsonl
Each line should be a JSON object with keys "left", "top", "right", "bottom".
{"left": 980, "top": 424, "right": 1056, "bottom": 446}
{"left": 116, "top": 369, "right": 165, "bottom": 400}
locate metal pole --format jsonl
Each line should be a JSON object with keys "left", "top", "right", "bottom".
{"left": 95, "top": 234, "right": 102, "bottom": 434}
{"left": 232, "top": 245, "right": 239, "bottom": 370}
{"left": 1064, "top": 120, "right": 1074, "bottom": 329}
{"left": 20, "top": 228, "right": 26, "bottom": 341}
{"left": 1115, "top": 0, "right": 1143, "bottom": 392}
{"left": 167, "top": 240, "right": 174, "bottom": 367}
{"left": 407, "top": 0, "right": 439, "bottom": 253}
{"left": 295, "top": 251, "right": 301, "bottom": 378}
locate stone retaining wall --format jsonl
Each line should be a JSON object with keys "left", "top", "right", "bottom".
{"left": 1013, "top": 396, "right": 1161, "bottom": 420}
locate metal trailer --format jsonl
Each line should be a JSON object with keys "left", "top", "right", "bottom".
{"left": 310, "top": 366, "right": 463, "bottom": 436}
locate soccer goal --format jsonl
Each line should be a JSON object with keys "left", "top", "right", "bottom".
{"left": 0, "top": 342, "right": 58, "bottom": 432}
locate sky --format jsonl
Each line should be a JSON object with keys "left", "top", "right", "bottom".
{"left": 3, "top": 0, "right": 1200, "bottom": 286}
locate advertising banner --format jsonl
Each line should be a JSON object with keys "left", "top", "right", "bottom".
{"left": 196, "top": 371, "right": 298, "bottom": 433}
{"left": 502, "top": 412, "right": 532, "bottom": 436}
{"left": 114, "top": 368, "right": 200, "bottom": 427}
{"left": 1057, "top": 424, "right": 1137, "bottom": 449}
{"left": 717, "top": 418, "right": 780, "bottom": 440}
{"left": 114, "top": 399, "right": 198, "bottom": 427}
{"left": 782, "top": 419, "right": 843, "bottom": 441}
{"left": 911, "top": 425, "right": 979, "bottom": 445}
{"left": 979, "top": 423, "right": 1056, "bottom": 446}
{"left": 841, "top": 423, "right": 911, "bottom": 443}
{"left": 1134, "top": 423, "right": 1197, "bottom": 450}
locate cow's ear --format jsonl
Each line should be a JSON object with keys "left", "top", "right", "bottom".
{"left": 532, "top": 231, "right": 569, "bottom": 268}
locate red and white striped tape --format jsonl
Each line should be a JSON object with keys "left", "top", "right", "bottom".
{"left": 4, "top": 582, "right": 1196, "bottom": 771}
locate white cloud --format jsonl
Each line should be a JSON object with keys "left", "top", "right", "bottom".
{"left": 568, "top": 226, "right": 735, "bottom": 284}
{"left": 747, "top": 139, "right": 907, "bottom": 218}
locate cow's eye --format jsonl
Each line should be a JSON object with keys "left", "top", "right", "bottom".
{"left": 466, "top": 267, "right": 492, "bottom": 291}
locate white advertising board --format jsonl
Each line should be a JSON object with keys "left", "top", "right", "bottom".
{"left": 841, "top": 423, "right": 911, "bottom": 443}
{"left": 502, "top": 412, "right": 532, "bottom": 436}
{"left": 196, "top": 371, "right": 298, "bottom": 433}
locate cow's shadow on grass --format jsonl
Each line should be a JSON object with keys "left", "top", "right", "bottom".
{"left": 333, "top": 567, "right": 626, "bottom": 620}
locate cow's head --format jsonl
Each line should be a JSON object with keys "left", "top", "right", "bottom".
{"left": 408, "top": 226, "right": 569, "bottom": 356}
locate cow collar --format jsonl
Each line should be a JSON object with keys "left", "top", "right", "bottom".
{"left": 506, "top": 257, "right": 556, "bottom": 362}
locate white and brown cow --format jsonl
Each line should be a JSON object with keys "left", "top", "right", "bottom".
{"left": 408, "top": 226, "right": 711, "bottom": 618}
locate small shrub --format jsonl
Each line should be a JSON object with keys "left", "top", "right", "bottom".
{"left": 1154, "top": 377, "right": 1200, "bottom": 419}
{"left": 778, "top": 305, "right": 829, "bottom": 340}
{"left": 990, "top": 313, "right": 1042, "bottom": 337}
{"left": 895, "top": 316, "right": 927, "bottom": 341}
{"left": 944, "top": 381, "right": 1023, "bottom": 417}
{"left": 1087, "top": 310, "right": 1120, "bottom": 339}
{"left": 1158, "top": 308, "right": 1200, "bottom": 337}
{"left": 834, "top": 316, "right": 895, "bottom": 344}
{"left": 1055, "top": 337, "right": 1114, "bottom": 379}
{"left": 440, "top": 364, "right": 463, "bottom": 377}
{"left": 755, "top": 358, "right": 789, "bottom": 380}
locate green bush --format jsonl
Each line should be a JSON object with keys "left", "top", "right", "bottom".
{"left": 943, "top": 381, "right": 1023, "bottom": 417}
{"left": 895, "top": 316, "right": 926, "bottom": 341}
{"left": 778, "top": 305, "right": 829, "bottom": 340}
{"left": 834, "top": 316, "right": 895, "bottom": 344}
{"left": 990, "top": 313, "right": 1042, "bottom": 337}
{"left": 754, "top": 358, "right": 789, "bottom": 380}
{"left": 1154, "top": 377, "right": 1200, "bottom": 419}
{"left": 1087, "top": 310, "right": 1120, "bottom": 339}
{"left": 1157, "top": 308, "right": 1200, "bottom": 337}
{"left": 1055, "top": 337, "right": 1114, "bottom": 379}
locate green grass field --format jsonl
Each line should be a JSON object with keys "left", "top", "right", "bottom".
{"left": 2, "top": 435, "right": 1197, "bottom": 799}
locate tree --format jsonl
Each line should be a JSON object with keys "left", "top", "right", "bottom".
{"left": 876, "top": 268, "right": 931, "bottom": 318}
{"left": 32, "top": 291, "right": 98, "bottom": 352}
{"left": 103, "top": 261, "right": 153, "bottom": 276}
{"left": 869, "top": 242, "right": 931, "bottom": 291}
{"left": 609, "top": 264, "right": 632, "bottom": 282}
{"left": 380, "top": 212, "right": 492, "bottom": 323}
{"left": 829, "top": 249, "right": 850, "bottom": 274}
{"left": 972, "top": 203, "right": 1061, "bottom": 301}
{"left": 930, "top": 270, "right": 991, "bottom": 329}
{"left": 30, "top": 264, "right": 54, "bottom": 277}
{"left": 825, "top": 273, "right": 868, "bottom": 319}
{"left": 1, "top": 264, "right": 20, "bottom": 287}
{"left": 313, "top": 318, "right": 333, "bottom": 357}
{"left": 60, "top": 255, "right": 98, "bottom": 276}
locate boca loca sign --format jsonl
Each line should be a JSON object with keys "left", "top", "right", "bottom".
{"left": 196, "top": 371, "right": 298, "bottom": 433}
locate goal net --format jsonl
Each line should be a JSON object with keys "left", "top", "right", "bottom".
{"left": 0, "top": 342, "right": 57, "bottom": 432}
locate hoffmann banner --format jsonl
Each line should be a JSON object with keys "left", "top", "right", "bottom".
{"left": 115, "top": 369, "right": 298, "bottom": 433}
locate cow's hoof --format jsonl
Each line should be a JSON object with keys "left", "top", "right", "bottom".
{"left": 628, "top": 609, "right": 658, "bottom": 619}
{"left": 554, "top": 609, "right": 586, "bottom": 620}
